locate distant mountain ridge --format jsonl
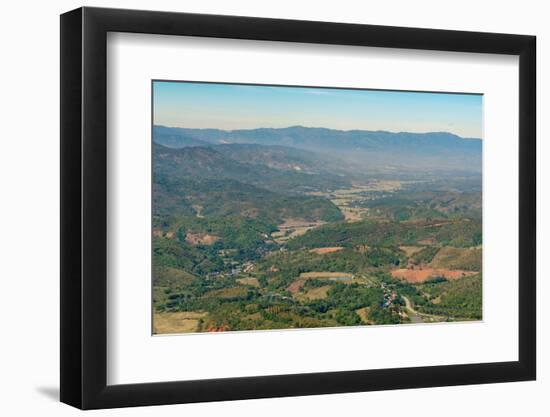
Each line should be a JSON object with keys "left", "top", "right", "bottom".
{"left": 153, "top": 125, "right": 481, "bottom": 172}
{"left": 154, "top": 124, "right": 481, "bottom": 148}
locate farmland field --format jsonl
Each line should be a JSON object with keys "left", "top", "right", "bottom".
{"left": 390, "top": 267, "right": 477, "bottom": 283}
{"left": 153, "top": 312, "right": 208, "bottom": 334}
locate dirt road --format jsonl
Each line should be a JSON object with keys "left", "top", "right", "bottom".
{"left": 402, "top": 296, "right": 444, "bottom": 323}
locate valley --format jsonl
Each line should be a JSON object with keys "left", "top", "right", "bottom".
{"left": 152, "top": 125, "right": 482, "bottom": 334}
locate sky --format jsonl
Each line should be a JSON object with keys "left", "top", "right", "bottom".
{"left": 153, "top": 81, "right": 483, "bottom": 138}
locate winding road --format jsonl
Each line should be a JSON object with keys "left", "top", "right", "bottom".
{"left": 402, "top": 296, "right": 445, "bottom": 323}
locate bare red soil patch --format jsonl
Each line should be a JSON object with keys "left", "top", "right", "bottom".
{"left": 286, "top": 278, "right": 306, "bottom": 294}
{"left": 206, "top": 324, "right": 229, "bottom": 332}
{"left": 391, "top": 267, "right": 476, "bottom": 283}
{"left": 153, "top": 229, "right": 175, "bottom": 239}
{"left": 185, "top": 232, "right": 219, "bottom": 245}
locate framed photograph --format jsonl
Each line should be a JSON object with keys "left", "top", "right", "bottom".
{"left": 60, "top": 7, "right": 536, "bottom": 409}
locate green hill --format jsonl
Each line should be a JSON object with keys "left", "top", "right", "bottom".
{"left": 286, "top": 219, "right": 482, "bottom": 250}
{"left": 153, "top": 125, "right": 482, "bottom": 173}
{"left": 153, "top": 143, "right": 349, "bottom": 194}
{"left": 154, "top": 176, "right": 343, "bottom": 225}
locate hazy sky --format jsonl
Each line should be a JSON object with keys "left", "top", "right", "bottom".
{"left": 153, "top": 81, "right": 483, "bottom": 138}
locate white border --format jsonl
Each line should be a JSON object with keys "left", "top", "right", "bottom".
{"left": 107, "top": 33, "right": 519, "bottom": 385}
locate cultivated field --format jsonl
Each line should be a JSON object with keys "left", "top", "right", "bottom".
{"left": 391, "top": 267, "right": 477, "bottom": 283}
{"left": 294, "top": 285, "right": 331, "bottom": 301}
{"left": 399, "top": 246, "right": 424, "bottom": 256}
{"left": 153, "top": 311, "right": 208, "bottom": 334}
{"left": 429, "top": 247, "right": 482, "bottom": 271}
{"left": 308, "top": 246, "right": 344, "bottom": 255}
{"left": 272, "top": 219, "right": 326, "bottom": 243}
{"left": 286, "top": 278, "right": 307, "bottom": 294}
{"left": 299, "top": 272, "right": 354, "bottom": 279}
{"left": 355, "top": 307, "right": 369, "bottom": 324}
{"left": 185, "top": 232, "right": 219, "bottom": 245}
{"left": 237, "top": 277, "right": 261, "bottom": 287}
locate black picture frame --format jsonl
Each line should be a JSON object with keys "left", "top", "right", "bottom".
{"left": 60, "top": 6, "right": 536, "bottom": 410}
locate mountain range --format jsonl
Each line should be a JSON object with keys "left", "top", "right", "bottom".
{"left": 153, "top": 125, "right": 482, "bottom": 173}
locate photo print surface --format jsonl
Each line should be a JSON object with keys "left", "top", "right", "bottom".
{"left": 152, "top": 81, "right": 483, "bottom": 335}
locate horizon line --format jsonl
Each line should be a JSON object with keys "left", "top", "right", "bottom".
{"left": 153, "top": 124, "right": 482, "bottom": 140}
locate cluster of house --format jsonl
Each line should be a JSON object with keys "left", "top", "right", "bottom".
{"left": 380, "top": 282, "right": 398, "bottom": 307}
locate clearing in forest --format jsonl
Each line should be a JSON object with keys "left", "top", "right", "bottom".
{"left": 309, "top": 246, "right": 344, "bottom": 255}
{"left": 237, "top": 277, "right": 261, "bottom": 287}
{"left": 153, "top": 311, "right": 208, "bottom": 334}
{"left": 294, "top": 285, "right": 332, "bottom": 301}
{"left": 391, "top": 267, "right": 477, "bottom": 283}
{"left": 185, "top": 232, "right": 220, "bottom": 245}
